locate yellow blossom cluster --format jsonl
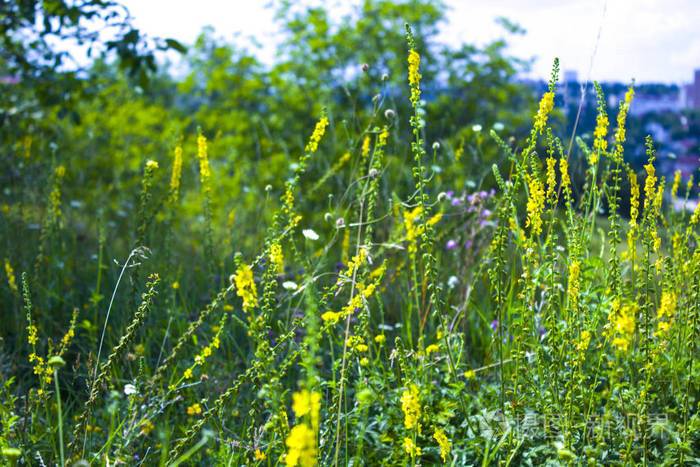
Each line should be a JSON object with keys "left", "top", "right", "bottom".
{"left": 170, "top": 144, "right": 183, "bottom": 199}
{"left": 613, "top": 87, "right": 635, "bottom": 157}
{"left": 186, "top": 403, "right": 202, "bottom": 416}
{"left": 609, "top": 300, "right": 636, "bottom": 352}
{"left": 400, "top": 384, "right": 421, "bottom": 432}
{"left": 534, "top": 91, "right": 554, "bottom": 134}
{"left": 567, "top": 260, "right": 581, "bottom": 311}
{"left": 269, "top": 242, "right": 285, "bottom": 274}
{"left": 4, "top": 259, "right": 17, "bottom": 294}
{"left": 592, "top": 112, "right": 609, "bottom": 161}
{"left": 545, "top": 157, "right": 557, "bottom": 199}
{"left": 525, "top": 175, "right": 545, "bottom": 236}
{"left": 403, "top": 437, "right": 421, "bottom": 458}
{"left": 403, "top": 206, "right": 442, "bottom": 257}
{"left": 197, "top": 132, "right": 211, "bottom": 189}
{"left": 285, "top": 389, "right": 321, "bottom": 467}
{"left": 183, "top": 327, "right": 222, "bottom": 380}
{"left": 433, "top": 428, "right": 451, "bottom": 463}
{"left": 559, "top": 157, "right": 571, "bottom": 193}
{"left": 407, "top": 49, "right": 422, "bottom": 104}
{"left": 234, "top": 264, "right": 258, "bottom": 312}
{"left": 305, "top": 116, "right": 329, "bottom": 154}
{"left": 656, "top": 290, "right": 677, "bottom": 335}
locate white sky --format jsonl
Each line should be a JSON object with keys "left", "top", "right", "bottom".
{"left": 120, "top": 0, "right": 700, "bottom": 84}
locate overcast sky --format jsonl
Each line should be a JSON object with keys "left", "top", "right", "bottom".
{"left": 120, "top": 0, "right": 700, "bottom": 84}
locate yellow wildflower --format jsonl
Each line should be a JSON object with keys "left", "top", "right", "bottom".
{"left": 671, "top": 170, "right": 682, "bottom": 200}
{"left": 534, "top": 91, "right": 555, "bottom": 134}
{"left": 610, "top": 301, "right": 636, "bottom": 352}
{"left": 197, "top": 131, "right": 211, "bottom": 188}
{"left": 559, "top": 157, "right": 571, "bottom": 193}
{"left": 269, "top": 243, "right": 285, "bottom": 274}
{"left": 433, "top": 428, "right": 451, "bottom": 463}
{"left": 305, "top": 116, "right": 329, "bottom": 154}
{"left": 140, "top": 420, "right": 155, "bottom": 436}
{"left": 592, "top": 112, "right": 609, "bottom": 158}
{"left": 186, "top": 403, "right": 202, "bottom": 416}
{"left": 374, "top": 334, "right": 386, "bottom": 345}
{"left": 292, "top": 390, "right": 321, "bottom": 430}
{"left": 4, "top": 259, "right": 17, "bottom": 294}
{"left": 145, "top": 159, "right": 159, "bottom": 170}
{"left": 254, "top": 449, "right": 267, "bottom": 461}
{"left": 656, "top": 290, "right": 677, "bottom": 335}
{"left": 545, "top": 157, "right": 557, "bottom": 199}
{"left": 400, "top": 384, "right": 421, "bottom": 432}
{"left": 234, "top": 264, "right": 258, "bottom": 312}
{"left": 567, "top": 261, "right": 581, "bottom": 310}
{"left": 464, "top": 369, "right": 476, "bottom": 380}
{"left": 321, "top": 311, "right": 342, "bottom": 325}
{"left": 285, "top": 423, "right": 317, "bottom": 467}
{"left": 613, "top": 87, "right": 635, "bottom": 157}
{"left": 576, "top": 330, "right": 591, "bottom": 353}
{"left": 170, "top": 144, "right": 183, "bottom": 199}
{"left": 425, "top": 344, "right": 439, "bottom": 355}
{"left": 407, "top": 49, "right": 422, "bottom": 104}
{"left": 403, "top": 437, "right": 422, "bottom": 458}
{"left": 525, "top": 175, "right": 545, "bottom": 236}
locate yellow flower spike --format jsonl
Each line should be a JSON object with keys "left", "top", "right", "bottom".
{"left": 233, "top": 264, "right": 258, "bottom": 312}
{"left": 269, "top": 243, "right": 285, "bottom": 274}
{"left": 407, "top": 49, "right": 422, "bottom": 104}
{"left": 525, "top": 175, "right": 545, "bottom": 236}
{"left": 592, "top": 112, "right": 609, "bottom": 157}
{"left": 284, "top": 423, "right": 317, "bottom": 467}
{"left": 197, "top": 131, "right": 211, "bottom": 189}
{"left": 433, "top": 428, "right": 451, "bottom": 463}
{"left": 545, "top": 157, "right": 557, "bottom": 199}
{"left": 305, "top": 116, "right": 329, "bottom": 154}
{"left": 559, "top": 157, "right": 571, "bottom": 193}
{"left": 671, "top": 170, "right": 682, "bottom": 200}
{"left": 170, "top": 143, "right": 183, "bottom": 199}
{"left": 403, "top": 437, "right": 422, "bottom": 458}
{"left": 4, "top": 259, "right": 18, "bottom": 294}
{"left": 400, "top": 384, "right": 421, "bottom": 432}
{"left": 534, "top": 91, "right": 555, "bottom": 134}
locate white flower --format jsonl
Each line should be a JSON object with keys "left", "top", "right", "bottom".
{"left": 472, "top": 124, "right": 483, "bottom": 132}
{"left": 447, "top": 276, "right": 459, "bottom": 289}
{"left": 123, "top": 384, "right": 137, "bottom": 396}
{"left": 493, "top": 122, "right": 505, "bottom": 131}
{"left": 282, "top": 281, "right": 298, "bottom": 290}
{"left": 302, "top": 229, "right": 319, "bottom": 241}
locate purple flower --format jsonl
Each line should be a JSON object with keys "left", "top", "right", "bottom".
{"left": 451, "top": 198, "right": 463, "bottom": 207}
{"left": 490, "top": 320, "right": 499, "bottom": 332}
{"left": 481, "top": 209, "right": 492, "bottom": 219}
{"left": 445, "top": 190, "right": 454, "bottom": 199}
{"left": 446, "top": 239, "right": 458, "bottom": 250}
{"left": 464, "top": 239, "right": 473, "bottom": 250}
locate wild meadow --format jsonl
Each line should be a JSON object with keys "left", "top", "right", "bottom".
{"left": 1, "top": 2, "right": 700, "bottom": 466}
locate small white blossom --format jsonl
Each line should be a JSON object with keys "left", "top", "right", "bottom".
{"left": 282, "top": 281, "right": 298, "bottom": 290}
{"left": 124, "top": 384, "right": 137, "bottom": 396}
{"left": 302, "top": 229, "right": 319, "bottom": 241}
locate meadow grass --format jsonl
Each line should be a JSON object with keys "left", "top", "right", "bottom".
{"left": 1, "top": 24, "right": 699, "bottom": 466}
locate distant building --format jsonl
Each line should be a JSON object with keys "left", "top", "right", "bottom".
{"left": 564, "top": 70, "right": 579, "bottom": 83}
{"left": 629, "top": 91, "right": 683, "bottom": 116}
{"left": 682, "top": 69, "right": 700, "bottom": 109}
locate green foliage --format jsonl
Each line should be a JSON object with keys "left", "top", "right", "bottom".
{"left": 2, "top": 1, "right": 699, "bottom": 466}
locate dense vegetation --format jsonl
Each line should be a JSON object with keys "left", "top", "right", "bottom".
{"left": 1, "top": 1, "right": 699, "bottom": 465}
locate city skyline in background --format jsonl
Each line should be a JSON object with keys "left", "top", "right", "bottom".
{"left": 120, "top": 0, "right": 700, "bottom": 85}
